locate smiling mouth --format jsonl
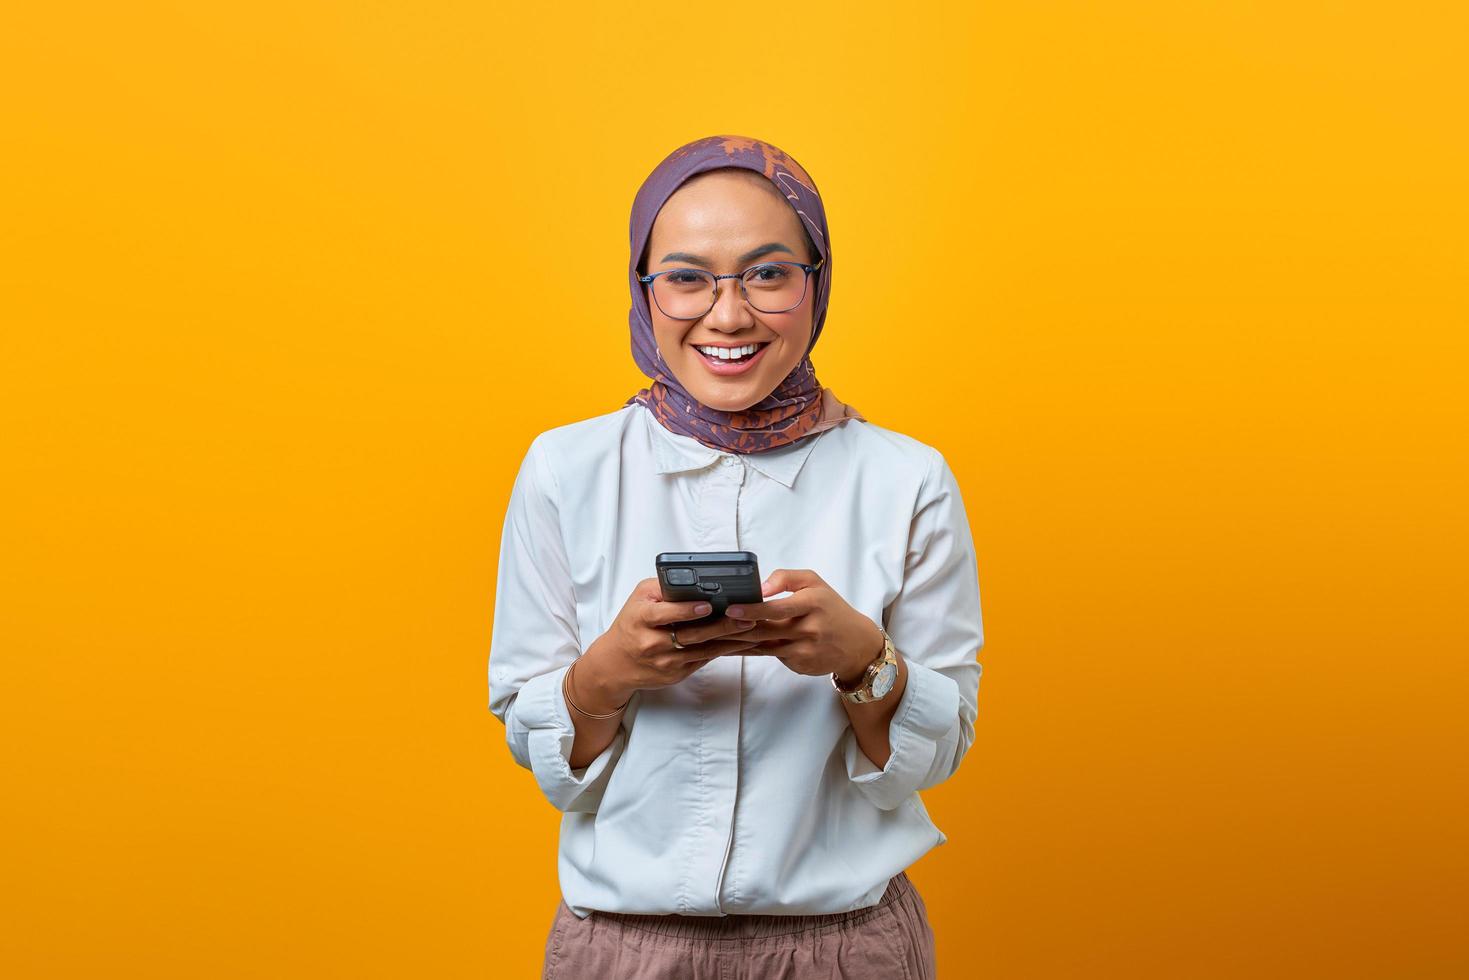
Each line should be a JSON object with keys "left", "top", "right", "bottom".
{"left": 692, "top": 342, "right": 770, "bottom": 364}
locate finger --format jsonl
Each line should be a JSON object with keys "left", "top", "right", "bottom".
{"left": 682, "top": 638, "right": 762, "bottom": 662}
{"left": 672, "top": 628, "right": 758, "bottom": 652}
{"left": 644, "top": 599, "right": 716, "bottom": 627}
{"left": 724, "top": 594, "right": 812, "bottom": 622}
{"left": 741, "top": 635, "right": 795, "bottom": 655}
{"left": 717, "top": 622, "right": 795, "bottom": 644}
{"left": 679, "top": 642, "right": 761, "bottom": 675}
{"left": 678, "top": 616, "right": 759, "bottom": 645}
{"left": 761, "top": 568, "right": 824, "bottom": 598}
{"left": 657, "top": 617, "right": 750, "bottom": 649}
{"left": 669, "top": 608, "right": 763, "bottom": 646}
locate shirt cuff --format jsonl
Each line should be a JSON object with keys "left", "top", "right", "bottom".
{"left": 510, "top": 662, "right": 626, "bottom": 813}
{"left": 843, "top": 656, "right": 960, "bottom": 811}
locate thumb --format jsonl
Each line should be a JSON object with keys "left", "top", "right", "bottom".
{"left": 762, "top": 568, "right": 819, "bottom": 595}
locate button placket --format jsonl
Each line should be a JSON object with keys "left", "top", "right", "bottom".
{"left": 713, "top": 452, "right": 747, "bottom": 910}
{"left": 685, "top": 455, "right": 745, "bottom": 912}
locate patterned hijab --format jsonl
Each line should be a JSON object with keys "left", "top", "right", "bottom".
{"left": 624, "top": 135, "right": 865, "bottom": 454}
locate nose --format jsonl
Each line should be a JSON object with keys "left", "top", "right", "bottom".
{"left": 703, "top": 277, "right": 755, "bottom": 330}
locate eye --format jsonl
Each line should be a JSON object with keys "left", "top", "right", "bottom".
{"left": 745, "top": 263, "right": 792, "bottom": 283}
{"left": 663, "top": 269, "right": 712, "bottom": 287}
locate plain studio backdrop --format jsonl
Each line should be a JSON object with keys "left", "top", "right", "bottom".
{"left": 2, "top": 3, "right": 1465, "bottom": 978}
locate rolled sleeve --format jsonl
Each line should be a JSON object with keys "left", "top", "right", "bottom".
{"left": 843, "top": 448, "right": 985, "bottom": 811}
{"left": 509, "top": 663, "right": 626, "bottom": 813}
{"left": 487, "top": 435, "right": 628, "bottom": 814}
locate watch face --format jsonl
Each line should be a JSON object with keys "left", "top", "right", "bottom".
{"left": 871, "top": 663, "right": 898, "bottom": 699}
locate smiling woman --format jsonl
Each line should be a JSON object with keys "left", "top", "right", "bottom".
{"left": 639, "top": 167, "right": 828, "bottom": 414}
{"left": 487, "top": 135, "right": 982, "bottom": 980}
{"left": 619, "top": 138, "right": 867, "bottom": 453}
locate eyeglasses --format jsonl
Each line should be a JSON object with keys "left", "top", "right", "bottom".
{"left": 638, "top": 258, "right": 823, "bottom": 320}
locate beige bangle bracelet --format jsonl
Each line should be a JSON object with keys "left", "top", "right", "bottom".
{"left": 563, "top": 657, "right": 629, "bottom": 719}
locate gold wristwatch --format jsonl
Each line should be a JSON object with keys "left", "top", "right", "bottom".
{"left": 832, "top": 623, "right": 900, "bottom": 703}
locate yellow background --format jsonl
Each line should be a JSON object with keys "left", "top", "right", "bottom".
{"left": 3, "top": 2, "right": 1466, "bottom": 977}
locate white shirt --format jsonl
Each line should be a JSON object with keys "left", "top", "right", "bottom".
{"left": 487, "top": 403, "right": 984, "bottom": 919}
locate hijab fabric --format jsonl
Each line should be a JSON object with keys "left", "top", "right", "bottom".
{"left": 624, "top": 135, "right": 865, "bottom": 454}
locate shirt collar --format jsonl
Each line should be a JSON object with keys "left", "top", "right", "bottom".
{"left": 641, "top": 405, "right": 823, "bottom": 489}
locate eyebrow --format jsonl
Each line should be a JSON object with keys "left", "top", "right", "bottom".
{"left": 659, "top": 242, "right": 797, "bottom": 267}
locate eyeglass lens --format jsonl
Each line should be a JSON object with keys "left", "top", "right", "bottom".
{"left": 651, "top": 263, "right": 811, "bottom": 319}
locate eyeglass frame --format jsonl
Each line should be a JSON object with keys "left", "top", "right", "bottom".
{"left": 637, "top": 257, "right": 825, "bottom": 320}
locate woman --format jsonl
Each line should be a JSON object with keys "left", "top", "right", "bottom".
{"left": 488, "top": 134, "right": 984, "bottom": 979}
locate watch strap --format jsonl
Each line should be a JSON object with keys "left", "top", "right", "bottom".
{"left": 832, "top": 624, "right": 897, "bottom": 703}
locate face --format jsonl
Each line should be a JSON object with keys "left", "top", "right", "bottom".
{"left": 642, "top": 170, "right": 817, "bottom": 413}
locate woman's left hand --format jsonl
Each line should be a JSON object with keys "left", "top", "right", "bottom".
{"left": 723, "top": 569, "right": 884, "bottom": 684}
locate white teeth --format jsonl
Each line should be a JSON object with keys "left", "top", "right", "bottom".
{"left": 695, "top": 343, "right": 761, "bottom": 360}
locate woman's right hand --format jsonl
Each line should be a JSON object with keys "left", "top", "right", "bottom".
{"left": 583, "top": 577, "right": 762, "bottom": 701}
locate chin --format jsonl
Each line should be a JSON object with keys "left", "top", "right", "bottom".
{"left": 691, "top": 388, "right": 764, "bottom": 413}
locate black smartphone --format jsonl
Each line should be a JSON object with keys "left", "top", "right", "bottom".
{"left": 656, "top": 551, "right": 764, "bottom": 630}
